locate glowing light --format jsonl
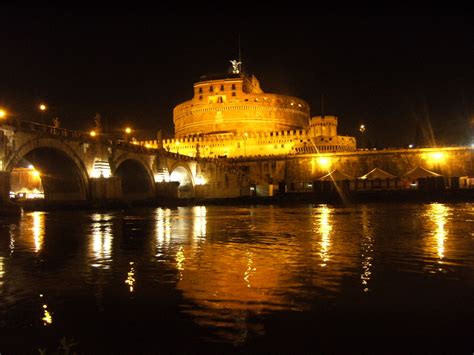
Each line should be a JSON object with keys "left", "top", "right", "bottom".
{"left": 42, "top": 306, "right": 53, "bottom": 325}
{"left": 125, "top": 127, "right": 132, "bottom": 134}
{"left": 154, "top": 170, "right": 170, "bottom": 183}
{"left": 39, "top": 104, "right": 47, "bottom": 111}
{"left": 0, "top": 256, "right": 4, "bottom": 293}
{"left": 360, "top": 207, "right": 374, "bottom": 292}
{"left": 408, "top": 144, "right": 414, "bottom": 148}
{"left": 317, "top": 157, "right": 331, "bottom": 169}
{"left": 317, "top": 205, "right": 332, "bottom": 267}
{"left": 429, "top": 203, "right": 448, "bottom": 261}
{"left": 429, "top": 152, "right": 445, "bottom": 162}
{"left": 32, "top": 212, "right": 45, "bottom": 253}
{"left": 90, "top": 214, "right": 113, "bottom": 269}
{"left": 0, "top": 109, "right": 6, "bottom": 118}
{"left": 125, "top": 262, "right": 136, "bottom": 292}
{"left": 193, "top": 206, "right": 207, "bottom": 239}
{"left": 28, "top": 164, "right": 34, "bottom": 169}
{"left": 91, "top": 160, "right": 111, "bottom": 178}
{"left": 156, "top": 208, "right": 172, "bottom": 253}
{"left": 195, "top": 175, "right": 206, "bottom": 185}
{"left": 359, "top": 124, "right": 366, "bottom": 133}
{"left": 32, "top": 170, "right": 40, "bottom": 178}
{"left": 90, "top": 130, "right": 97, "bottom": 137}
{"left": 176, "top": 246, "right": 185, "bottom": 277}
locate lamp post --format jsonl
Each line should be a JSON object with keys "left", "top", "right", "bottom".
{"left": 359, "top": 124, "right": 366, "bottom": 149}
{"left": 124, "top": 127, "right": 132, "bottom": 143}
{"left": 0, "top": 109, "right": 6, "bottom": 120}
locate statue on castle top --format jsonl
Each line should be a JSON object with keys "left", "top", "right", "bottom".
{"left": 52, "top": 117, "right": 60, "bottom": 128}
{"left": 230, "top": 59, "right": 242, "bottom": 74}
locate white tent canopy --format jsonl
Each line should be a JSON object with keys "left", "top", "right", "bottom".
{"left": 403, "top": 166, "right": 442, "bottom": 179}
{"left": 359, "top": 168, "right": 397, "bottom": 180}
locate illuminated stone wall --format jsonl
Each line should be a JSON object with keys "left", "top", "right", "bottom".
{"left": 224, "top": 147, "right": 474, "bottom": 187}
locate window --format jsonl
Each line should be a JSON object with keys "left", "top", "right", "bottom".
{"left": 220, "top": 84, "right": 224, "bottom": 90}
{"left": 232, "top": 84, "right": 236, "bottom": 90}
{"left": 199, "top": 95, "right": 202, "bottom": 100}
{"left": 217, "top": 97, "right": 223, "bottom": 103}
{"left": 210, "top": 86, "right": 214, "bottom": 92}
{"left": 232, "top": 92, "right": 236, "bottom": 96}
{"left": 199, "top": 87, "right": 203, "bottom": 94}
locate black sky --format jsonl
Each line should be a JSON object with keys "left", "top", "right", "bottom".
{"left": 1, "top": 10, "right": 472, "bottom": 147}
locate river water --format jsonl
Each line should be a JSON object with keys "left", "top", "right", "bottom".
{"left": 0, "top": 203, "right": 473, "bottom": 353}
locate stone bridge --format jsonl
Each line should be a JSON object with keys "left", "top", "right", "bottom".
{"left": 0, "top": 119, "right": 210, "bottom": 203}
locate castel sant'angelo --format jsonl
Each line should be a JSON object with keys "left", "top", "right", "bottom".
{"left": 144, "top": 61, "right": 356, "bottom": 157}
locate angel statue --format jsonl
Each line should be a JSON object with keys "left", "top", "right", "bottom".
{"left": 230, "top": 59, "right": 242, "bottom": 74}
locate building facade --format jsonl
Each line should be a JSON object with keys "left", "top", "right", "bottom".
{"left": 141, "top": 71, "right": 356, "bottom": 157}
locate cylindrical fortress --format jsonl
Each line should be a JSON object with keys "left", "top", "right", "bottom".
{"left": 173, "top": 73, "right": 310, "bottom": 138}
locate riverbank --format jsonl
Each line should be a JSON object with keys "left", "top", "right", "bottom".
{"left": 7, "top": 188, "right": 474, "bottom": 212}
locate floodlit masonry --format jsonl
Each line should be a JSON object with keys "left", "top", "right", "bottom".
{"left": 140, "top": 72, "right": 356, "bottom": 157}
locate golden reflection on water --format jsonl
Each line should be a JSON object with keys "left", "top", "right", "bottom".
{"left": 360, "top": 207, "right": 374, "bottom": 293}
{"left": 155, "top": 208, "right": 172, "bottom": 257}
{"left": 0, "top": 256, "right": 4, "bottom": 294}
{"left": 316, "top": 205, "right": 333, "bottom": 267}
{"left": 32, "top": 212, "right": 45, "bottom": 253}
{"left": 193, "top": 206, "right": 207, "bottom": 239}
{"left": 427, "top": 203, "right": 450, "bottom": 271}
{"left": 90, "top": 214, "right": 113, "bottom": 269}
{"left": 40, "top": 294, "right": 53, "bottom": 326}
{"left": 125, "top": 262, "right": 136, "bottom": 293}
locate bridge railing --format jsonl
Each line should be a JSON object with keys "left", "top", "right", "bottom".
{"left": 16, "top": 120, "right": 88, "bottom": 139}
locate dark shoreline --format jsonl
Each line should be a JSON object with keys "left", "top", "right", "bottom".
{"left": 7, "top": 188, "right": 474, "bottom": 212}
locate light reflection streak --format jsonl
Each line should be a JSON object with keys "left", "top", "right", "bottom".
{"left": 125, "top": 262, "right": 136, "bottom": 293}
{"left": 243, "top": 251, "right": 256, "bottom": 288}
{"left": 90, "top": 214, "right": 113, "bottom": 269}
{"left": 316, "top": 205, "right": 332, "bottom": 267}
{"left": 155, "top": 208, "right": 171, "bottom": 256}
{"left": 32, "top": 212, "right": 45, "bottom": 253}
{"left": 360, "top": 207, "right": 374, "bottom": 292}
{"left": 176, "top": 246, "right": 185, "bottom": 280}
{"left": 0, "top": 257, "right": 4, "bottom": 294}
{"left": 193, "top": 206, "right": 207, "bottom": 239}
{"left": 428, "top": 203, "right": 449, "bottom": 270}
{"left": 40, "top": 294, "right": 53, "bottom": 325}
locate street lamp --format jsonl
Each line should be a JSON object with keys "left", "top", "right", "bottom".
{"left": 0, "top": 109, "right": 6, "bottom": 119}
{"left": 124, "top": 127, "right": 132, "bottom": 142}
{"left": 359, "top": 124, "right": 366, "bottom": 149}
{"left": 90, "top": 130, "right": 97, "bottom": 137}
{"left": 39, "top": 103, "right": 47, "bottom": 124}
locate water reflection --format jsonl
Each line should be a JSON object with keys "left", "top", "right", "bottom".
{"left": 32, "top": 212, "right": 45, "bottom": 253}
{"left": 426, "top": 203, "right": 450, "bottom": 272}
{"left": 155, "top": 208, "right": 172, "bottom": 256}
{"left": 315, "top": 205, "right": 333, "bottom": 267}
{"left": 89, "top": 214, "right": 113, "bottom": 269}
{"left": 0, "top": 256, "right": 4, "bottom": 294}
{"left": 360, "top": 207, "right": 374, "bottom": 292}
{"left": 125, "top": 262, "right": 136, "bottom": 293}
{"left": 40, "top": 294, "right": 53, "bottom": 326}
{"left": 193, "top": 206, "right": 207, "bottom": 240}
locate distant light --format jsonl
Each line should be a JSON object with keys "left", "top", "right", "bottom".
{"left": 28, "top": 164, "right": 34, "bottom": 169}
{"left": 317, "top": 157, "right": 331, "bottom": 168}
{"left": 0, "top": 109, "right": 6, "bottom": 118}
{"left": 91, "top": 160, "right": 111, "bottom": 178}
{"left": 90, "top": 130, "right": 96, "bottom": 137}
{"left": 125, "top": 127, "right": 132, "bottom": 134}
{"left": 359, "top": 124, "right": 366, "bottom": 133}
{"left": 195, "top": 175, "right": 206, "bottom": 185}
{"left": 32, "top": 170, "right": 41, "bottom": 178}
{"left": 39, "top": 104, "right": 47, "bottom": 111}
{"left": 408, "top": 144, "right": 414, "bottom": 148}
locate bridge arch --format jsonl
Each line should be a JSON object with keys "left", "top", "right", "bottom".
{"left": 5, "top": 138, "right": 89, "bottom": 201}
{"left": 169, "top": 163, "right": 195, "bottom": 198}
{"left": 112, "top": 154, "right": 155, "bottom": 199}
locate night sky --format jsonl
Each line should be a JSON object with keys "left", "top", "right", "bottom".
{"left": 1, "top": 10, "right": 472, "bottom": 147}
